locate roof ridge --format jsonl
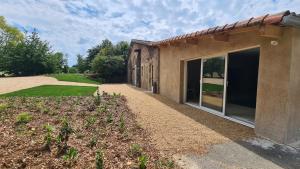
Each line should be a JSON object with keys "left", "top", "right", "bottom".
{"left": 155, "top": 10, "right": 293, "bottom": 45}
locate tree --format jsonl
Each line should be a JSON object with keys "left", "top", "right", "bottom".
{"left": 98, "top": 39, "right": 114, "bottom": 56}
{"left": 114, "top": 41, "right": 129, "bottom": 74}
{"left": 114, "top": 41, "right": 129, "bottom": 56}
{"left": 78, "top": 39, "right": 129, "bottom": 82}
{"left": 0, "top": 16, "right": 67, "bottom": 76}
{"left": 1, "top": 31, "right": 65, "bottom": 75}
{"left": 76, "top": 54, "right": 89, "bottom": 73}
{"left": 86, "top": 39, "right": 114, "bottom": 65}
{"left": 0, "top": 16, "right": 24, "bottom": 72}
{"left": 91, "top": 55, "right": 126, "bottom": 83}
{"left": 1, "top": 31, "right": 51, "bottom": 75}
{"left": 68, "top": 66, "right": 78, "bottom": 73}
{"left": 46, "top": 52, "right": 67, "bottom": 73}
{"left": 0, "top": 16, "right": 24, "bottom": 46}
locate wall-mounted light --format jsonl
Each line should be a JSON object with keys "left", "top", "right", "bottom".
{"left": 270, "top": 40, "right": 279, "bottom": 46}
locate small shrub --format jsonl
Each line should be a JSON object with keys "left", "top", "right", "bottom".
{"left": 57, "top": 118, "right": 73, "bottom": 156}
{"left": 87, "top": 137, "right": 97, "bottom": 148}
{"left": 112, "top": 92, "right": 121, "bottom": 98}
{"left": 36, "top": 101, "right": 49, "bottom": 114}
{"left": 85, "top": 116, "right": 96, "bottom": 128}
{"left": 155, "top": 159, "right": 175, "bottom": 168}
{"left": 0, "top": 103, "right": 9, "bottom": 112}
{"left": 106, "top": 112, "right": 113, "bottom": 123}
{"left": 63, "top": 147, "right": 78, "bottom": 161}
{"left": 43, "top": 123, "right": 55, "bottom": 150}
{"left": 95, "top": 149, "right": 104, "bottom": 169}
{"left": 59, "top": 118, "right": 74, "bottom": 142}
{"left": 130, "top": 143, "right": 142, "bottom": 157}
{"left": 97, "top": 105, "right": 107, "bottom": 114}
{"left": 119, "top": 113, "right": 125, "bottom": 133}
{"left": 138, "top": 155, "right": 148, "bottom": 169}
{"left": 94, "top": 90, "right": 101, "bottom": 106}
{"left": 16, "top": 112, "right": 32, "bottom": 124}
{"left": 165, "top": 160, "right": 175, "bottom": 168}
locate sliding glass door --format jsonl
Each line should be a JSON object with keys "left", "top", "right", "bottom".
{"left": 201, "top": 56, "right": 225, "bottom": 112}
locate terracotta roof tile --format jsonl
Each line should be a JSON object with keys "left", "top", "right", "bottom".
{"left": 155, "top": 10, "right": 291, "bottom": 45}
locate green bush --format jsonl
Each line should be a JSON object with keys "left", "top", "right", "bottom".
{"left": 119, "top": 113, "right": 125, "bottom": 133}
{"left": 43, "top": 123, "right": 55, "bottom": 149}
{"left": 85, "top": 116, "right": 96, "bottom": 128}
{"left": 0, "top": 103, "right": 8, "bottom": 112}
{"left": 87, "top": 137, "right": 97, "bottom": 148}
{"left": 16, "top": 112, "right": 32, "bottom": 124}
{"left": 130, "top": 143, "right": 142, "bottom": 157}
{"left": 138, "top": 155, "right": 148, "bottom": 169}
{"left": 106, "top": 112, "right": 113, "bottom": 123}
{"left": 96, "top": 150, "right": 104, "bottom": 169}
{"left": 91, "top": 55, "right": 126, "bottom": 83}
{"left": 68, "top": 67, "right": 78, "bottom": 73}
{"left": 1, "top": 30, "right": 67, "bottom": 76}
{"left": 155, "top": 158, "right": 175, "bottom": 168}
{"left": 63, "top": 147, "right": 78, "bottom": 161}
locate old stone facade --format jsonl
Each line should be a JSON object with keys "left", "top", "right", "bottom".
{"left": 127, "top": 39, "right": 159, "bottom": 92}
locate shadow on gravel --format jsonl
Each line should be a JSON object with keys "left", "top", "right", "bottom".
{"left": 138, "top": 89, "right": 300, "bottom": 169}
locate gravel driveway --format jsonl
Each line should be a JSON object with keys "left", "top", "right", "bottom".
{"left": 101, "top": 84, "right": 300, "bottom": 169}
{"left": 0, "top": 76, "right": 97, "bottom": 94}
{"left": 100, "top": 84, "right": 254, "bottom": 155}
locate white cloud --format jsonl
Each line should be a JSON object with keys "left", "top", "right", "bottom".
{"left": 0, "top": 0, "right": 299, "bottom": 65}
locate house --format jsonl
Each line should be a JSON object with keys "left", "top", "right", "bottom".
{"left": 127, "top": 39, "right": 159, "bottom": 93}
{"left": 128, "top": 11, "right": 300, "bottom": 145}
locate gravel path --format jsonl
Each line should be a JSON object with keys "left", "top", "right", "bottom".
{"left": 100, "top": 84, "right": 254, "bottom": 155}
{"left": 0, "top": 76, "right": 97, "bottom": 94}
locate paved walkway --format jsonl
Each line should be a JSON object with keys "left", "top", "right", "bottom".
{"left": 101, "top": 84, "right": 300, "bottom": 169}
{"left": 0, "top": 76, "right": 97, "bottom": 94}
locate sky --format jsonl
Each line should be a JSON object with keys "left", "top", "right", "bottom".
{"left": 0, "top": 0, "right": 299, "bottom": 65}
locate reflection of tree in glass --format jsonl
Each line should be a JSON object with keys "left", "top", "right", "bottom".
{"left": 203, "top": 57, "right": 225, "bottom": 78}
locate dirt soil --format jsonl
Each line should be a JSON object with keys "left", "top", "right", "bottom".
{"left": 100, "top": 84, "right": 255, "bottom": 155}
{"left": 0, "top": 94, "right": 175, "bottom": 168}
{"left": 0, "top": 76, "right": 97, "bottom": 94}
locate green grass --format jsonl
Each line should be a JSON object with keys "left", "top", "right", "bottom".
{"left": 0, "top": 85, "right": 98, "bottom": 97}
{"left": 202, "top": 83, "right": 223, "bottom": 92}
{"left": 50, "top": 74, "right": 100, "bottom": 84}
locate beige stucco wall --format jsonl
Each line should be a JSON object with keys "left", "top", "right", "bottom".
{"left": 286, "top": 28, "right": 300, "bottom": 143}
{"left": 159, "top": 27, "right": 299, "bottom": 144}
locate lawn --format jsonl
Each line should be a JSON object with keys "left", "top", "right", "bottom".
{"left": 202, "top": 83, "right": 224, "bottom": 92}
{"left": 50, "top": 74, "right": 100, "bottom": 84}
{"left": 0, "top": 85, "right": 98, "bottom": 97}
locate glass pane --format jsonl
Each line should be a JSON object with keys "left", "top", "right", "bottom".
{"left": 201, "top": 57, "right": 225, "bottom": 112}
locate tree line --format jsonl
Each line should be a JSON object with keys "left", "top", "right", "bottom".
{"left": 0, "top": 16, "right": 130, "bottom": 83}
{"left": 0, "top": 16, "right": 68, "bottom": 76}
{"left": 73, "top": 39, "right": 129, "bottom": 83}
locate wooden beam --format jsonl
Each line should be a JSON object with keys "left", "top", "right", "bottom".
{"left": 186, "top": 38, "right": 199, "bottom": 45}
{"left": 170, "top": 41, "right": 183, "bottom": 47}
{"left": 259, "top": 25, "right": 283, "bottom": 39}
{"left": 229, "top": 26, "right": 259, "bottom": 35}
{"left": 159, "top": 43, "right": 169, "bottom": 47}
{"left": 213, "top": 33, "right": 229, "bottom": 42}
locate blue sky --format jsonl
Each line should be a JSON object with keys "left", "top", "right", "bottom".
{"left": 0, "top": 0, "right": 299, "bottom": 65}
